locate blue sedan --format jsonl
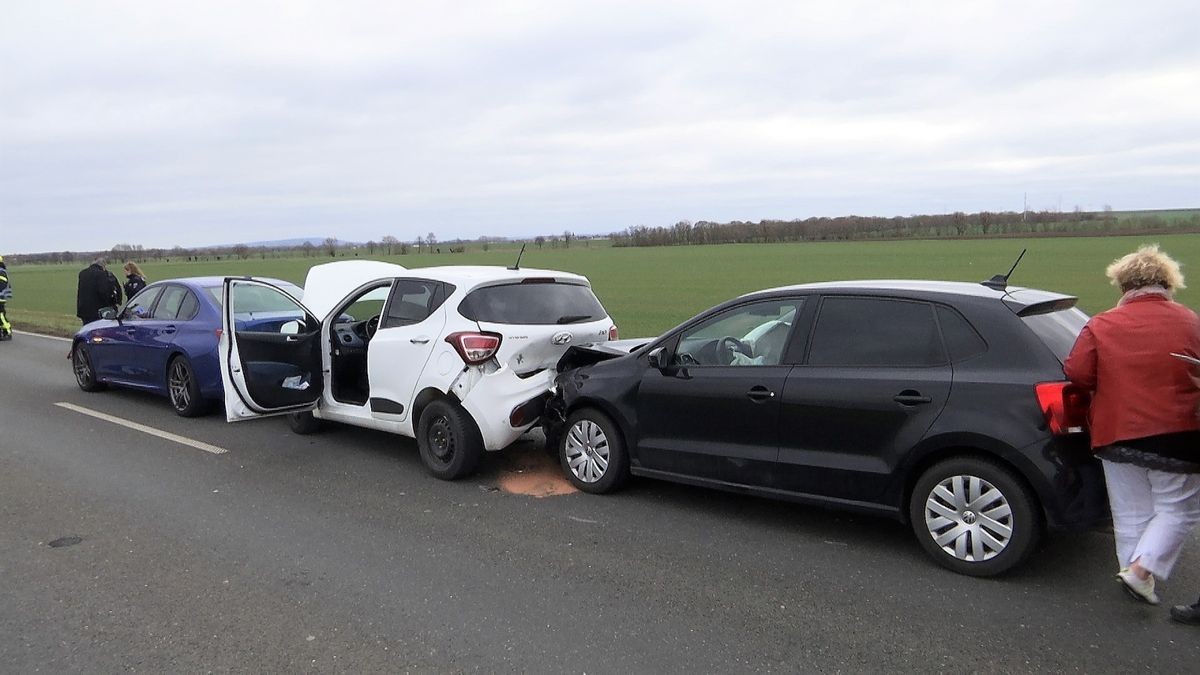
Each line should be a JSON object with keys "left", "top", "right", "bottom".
{"left": 70, "top": 276, "right": 303, "bottom": 416}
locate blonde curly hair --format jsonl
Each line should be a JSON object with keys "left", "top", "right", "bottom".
{"left": 1105, "top": 244, "right": 1186, "bottom": 292}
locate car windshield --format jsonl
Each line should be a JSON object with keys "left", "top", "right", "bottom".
{"left": 1021, "top": 307, "right": 1089, "bottom": 362}
{"left": 458, "top": 282, "right": 607, "bottom": 325}
{"left": 205, "top": 282, "right": 304, "bottom": 313}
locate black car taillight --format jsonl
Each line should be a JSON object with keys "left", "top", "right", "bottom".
{"left": 509, "top": 394, "right": 548, "bottom": 428}
{"left": 1035, "top": 381, "right": 1090, "bottom": 435}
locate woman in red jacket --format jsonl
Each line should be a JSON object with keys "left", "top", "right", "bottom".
{"left": 1065, "top": 244, "right": 1200, "bottom": 609}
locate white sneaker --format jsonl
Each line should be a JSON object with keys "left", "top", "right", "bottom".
{"left": 1117, "top": 568, "right": 1160, "bottom": 605}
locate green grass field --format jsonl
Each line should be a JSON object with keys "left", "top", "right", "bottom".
{"left": 7, "top": 234, "right": 1200, "bottom": 338}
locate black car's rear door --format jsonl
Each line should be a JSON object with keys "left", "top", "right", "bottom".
{"left": 633, "top": 297, "right": 804, "bottom": 486}
{"left": 776, "top": 296, "right": 951, "bottom": 502}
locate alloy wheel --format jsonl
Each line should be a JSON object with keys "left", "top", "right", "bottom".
{"left": 73, "top": 345, "right": 92, "bottom": 387}
{"left": 565, "top": 419, "right": 610, "bottom": 483}
{"left": 168, "top": 360, "right": 192, "bottom": 411}
{"left": 924, "top": 474, "right": 1013, "bottom": 562}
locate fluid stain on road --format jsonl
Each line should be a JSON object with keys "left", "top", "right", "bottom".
{"left": 491, "top": 446, "right": 578, "bottom": 498}
{"left": 47, "top": 536, "right": 82, "bottom": 548}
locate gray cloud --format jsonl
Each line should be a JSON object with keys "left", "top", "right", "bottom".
{"left": 2, "top": 0, "right": 1198, "bottom": 253}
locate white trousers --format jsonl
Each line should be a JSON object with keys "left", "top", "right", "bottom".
{"left": 1102, "top": 459, "right": 1200, "bottom": 579}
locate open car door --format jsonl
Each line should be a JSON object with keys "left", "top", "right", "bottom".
{"left": 219, "top": 278, "right": 323, "bottom": 422}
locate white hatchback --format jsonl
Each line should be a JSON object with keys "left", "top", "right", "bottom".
{"left": 218, "top": 260, "right": 617, "bottom": 479}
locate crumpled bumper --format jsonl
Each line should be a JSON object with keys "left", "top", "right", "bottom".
{"left": 455, "top": 364, "right": 555, "bottom": 451}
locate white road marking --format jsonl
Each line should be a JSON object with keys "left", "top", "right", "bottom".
{"left": 14, "top": 329, "right": 73, "bottom": 343}
{"left": 54, "top": 402, "right": 229, "bottom": 455}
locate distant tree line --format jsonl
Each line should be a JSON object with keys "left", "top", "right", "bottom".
{"left": 610, "top": 209, "right": 1200, "bottom": 247}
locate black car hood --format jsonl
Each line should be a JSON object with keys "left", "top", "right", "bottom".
{"left": 556, "top": 339, "right": 649, "bottom": 372}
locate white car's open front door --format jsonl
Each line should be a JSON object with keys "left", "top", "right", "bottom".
{"left": 219, "top": 278, "right": 323, "bottom": 422}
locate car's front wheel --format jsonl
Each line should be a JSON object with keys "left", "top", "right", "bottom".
{"left": 287, "top": 410, "right": 323, "bottom": 434}
{"left": 909, "top": 456, "right": 1040, "bottom": 577}
{"left": 417, "top": 399, "right": 484, "bottom": 480}
{"left": 72, "top": 342, "right": 104, "bottom": 392}
{"left": 167, "top": 355, "right": 207, "bottom": 417}
{"left": 559, "top": 408, "right": 628, "bottom": 494}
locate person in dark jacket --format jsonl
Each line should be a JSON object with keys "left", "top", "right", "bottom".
{"left": 123, "top": 261, "right": 148, "bottom": 299}
{"left": 0, "top": 255, "right": 12, "bottom": 340}
{"left": 1064, "top": 244, "right": 1200, "bottom": 609}
{"left": 77, "top": 257, "right": 121, "bottom": 325}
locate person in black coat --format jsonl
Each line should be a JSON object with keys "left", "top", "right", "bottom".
{"left": 77, "top": 257, "right": 122, "bottom": 324}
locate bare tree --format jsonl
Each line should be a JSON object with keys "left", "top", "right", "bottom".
{"left": 426, "top": 232, "right": 437, "bottom": 252}
{"left": 366, "top": 240, "right": 377, "bottom": 254}
{"left": 323, "top": 237, "right": 338, "bottom": 257}
{"left": 562, "top": 230, "right": 574, "bottom": 248}
{"left": 535, "top": 235, "right": 545, "bottom": 249}
{"left": 381, "top": 235, "right": 399, "bottom": 255}
{"left": 302, "top": 241, "right": 315, "bottom": 257}
{"left": 416, "top": 236, "right": 424, "bottom": 253}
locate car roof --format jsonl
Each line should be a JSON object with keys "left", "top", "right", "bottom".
{"left": 748, "top": 279, "right": 1077, "bottom": 314}
{"left": 153, "top": 276, "right": 298, "bottom": 289}
{"left": 404, "top": 265, "right": 590, "bottom": 286}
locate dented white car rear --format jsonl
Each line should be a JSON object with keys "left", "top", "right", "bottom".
{"left": 217, "top": 261, "right": 616, "bottom": 479}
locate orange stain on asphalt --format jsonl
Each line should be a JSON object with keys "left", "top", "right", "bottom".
{"left": 495, "top": 446, "right": 578, "bottom": 498}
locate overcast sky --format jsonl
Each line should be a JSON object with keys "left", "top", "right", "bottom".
{"left": 3, "top": 0, "right": 1198, "bottom": 254}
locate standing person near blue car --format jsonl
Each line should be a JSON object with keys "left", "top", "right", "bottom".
{"left": 0, "top": 255, "right": 12, "bottom": 341}
{"left": 1064, "top": 244, "right": 1200, "bottom": 609}
{"left": 122, "top": 261, "right": 147, "bottom": 299}
{"left": 76, "top": 256, "right": 121, "bottom": 325}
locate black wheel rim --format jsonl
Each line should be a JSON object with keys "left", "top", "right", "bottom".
{"left": 73, "top": 345, "right": 91, "bottom": 387}
{"left": 428, "top": 415, "right": 455, "bottom": 463}
{"left": 169, "top": 360, "right": 192, "bottom": 411}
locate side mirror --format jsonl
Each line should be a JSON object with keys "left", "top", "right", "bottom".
{"left": 99, "top": 307, "right": 118, "bottom": 321}
{"left": 647, "top": 346, "right": 669, "bottom": 370}
{"left": 280, "top": 320, "right": 301, "bottom": 335}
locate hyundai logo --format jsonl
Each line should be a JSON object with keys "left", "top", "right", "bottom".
{"left": 551, "top": 331, "right": 573, "bottom": 345}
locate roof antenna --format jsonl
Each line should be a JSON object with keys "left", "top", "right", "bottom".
{"left": 508, "top": 243, "right": 527, "bottom": 270}
{"left": 981, "top": 248, "right": 1026, "bottom": 291}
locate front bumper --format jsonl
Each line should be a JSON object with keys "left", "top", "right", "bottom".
{"left": 456, "top": 365, "right": 556, "bottom": 451}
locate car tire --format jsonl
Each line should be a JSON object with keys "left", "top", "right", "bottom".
{"left": 909, "top": 456, "right": 1041, "bottom": 577}
{"left": 72, "top": 342, "right": 105, "bottom": 392}
{"left": 417, "top": 399, "right": 484, "bottom": 480}
{"left": 167, "top": 355, "right": 207, "bottom": 418}
{"left": 287, "top": 410, "right": 323, "bottom": 435}
{"left": 559, "top": 408, "right": 628, "bottom": 494}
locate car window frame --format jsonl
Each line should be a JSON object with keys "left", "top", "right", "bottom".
{"left": 668, "top": 296, "right": 807, "bottom": 368}
{"left": 380, "top": 278, "right": 451, "bottom": 329}
{"left": 152, "top": 284, "right": 191, "bottom": 321}
{"left": 123, "top": 284, "right": 165, "bottom": 321}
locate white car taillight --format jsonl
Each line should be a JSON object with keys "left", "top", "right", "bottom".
{"left": 446, "top": 331, "right": 502, "bottom": 365}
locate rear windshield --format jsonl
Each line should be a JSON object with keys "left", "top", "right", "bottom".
{"left": 1021, "top": 307, "right": 1089, "bottom": 361}
{"left": 459, "top": 282, "right": 607, "bottom": 325}
{"left": 205, "top": 283, "right": 304, "bottom": 313}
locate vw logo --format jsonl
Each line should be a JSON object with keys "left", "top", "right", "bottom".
{"left": 551, "top": 331, "right": 573, "bottom": 345}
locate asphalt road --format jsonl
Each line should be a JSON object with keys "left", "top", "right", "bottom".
{"left": 2, "top": 331, "right": 1200, "bottom": 673}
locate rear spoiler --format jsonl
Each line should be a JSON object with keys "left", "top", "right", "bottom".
{"left": 1008, "top": 296, "right": 1079, "bottom": 317}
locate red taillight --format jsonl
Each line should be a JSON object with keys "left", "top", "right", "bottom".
{"left": 1035, "top": 381, "right": 1090, "bottom": 435}
{"left": 445, "top": 331, "right": 502, "bottom": 365}
{"left": 509, "top": 394, "right": 548, "bottom": 428}
{"left": 608, "top": 325, "right": 618, "bottom": 341}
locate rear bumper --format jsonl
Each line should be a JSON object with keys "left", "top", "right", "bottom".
{"left": 1015, "top": 435, "right": 1108, "bottom": 530}
{"left": 457, "top": 365, "right": 555, "bottom": 451}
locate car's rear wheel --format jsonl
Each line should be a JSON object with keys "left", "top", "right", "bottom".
{"left": 559, "top": 408, "right": 628, "bottom": 494}
{"left": 417, "top": 399, "right": 484, "bottom": 480}
{"left": 287, "top": 410, "right": 323, "bottom": 434}
{"left": 909, "top": 456, "right": 1040, "bottom": 577}
{"left": 167, "top": 355, "right": 207, "bottom": 417}
{"left": 72, "top": 342, "right": 104, "bottom": 392}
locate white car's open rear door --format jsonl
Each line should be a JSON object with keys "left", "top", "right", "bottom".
{"left": 219, "top": 277, "right": 323, "bottom": 421}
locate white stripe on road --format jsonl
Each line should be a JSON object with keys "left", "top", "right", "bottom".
{"left": 54, "top": 402, "right": 229, "bottom": 455}
{"left": 14, "top": 330, "right": 72, "bottom": 343}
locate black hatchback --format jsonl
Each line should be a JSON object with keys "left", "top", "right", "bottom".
{"left": 544, "top": 279, "right": 1106, "bottom": 576}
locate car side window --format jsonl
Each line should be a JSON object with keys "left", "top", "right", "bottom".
{"left": 382, "top": 279, "right": 445, "bottom": 329}
{"left": 936, "top": 305, "right": 987, "bottom": 362}
{"left": 124, "top": 286, "right": 163, "bottom": 320}
{"left": 175, "top": 289, "right": 200, "bottom": 321}
{"left": 807, "top": 297, "right": 945, "bottom": 367}
{"left": 673, "top": 299, "right": 801, "bottom": 367}
{"left": 153, "top": 285, "right": 188, "bottom": 320}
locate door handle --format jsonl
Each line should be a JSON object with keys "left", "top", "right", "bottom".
{"left": 285, "top": 334, "right": 301, "bottom": 342}
{"left": 746, "top": 385, "right": 775, "bottom": 402}
{"left": 410, "top": 337, "right": 430, "bottom": 344}
{"left": 160, "top": 325, "right": 177, "bottom": 335}
{"left": 893, "top": 390, "right": 932, "bottom": 405}
{"left": 125, "top": 328, "right": 137, "bottom": 335}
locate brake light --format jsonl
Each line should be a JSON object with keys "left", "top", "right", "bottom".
{"left": 445, "top": 331, "right": 502, "bottom": 365}
{"left": 1035, "top": 381, "right": 1090, "bottom": 435}
{"left": 509, "top": 394, "right": 548, "bottom": 428}
{"left": 608, "top": 325, "right": 618, "bottom": 341}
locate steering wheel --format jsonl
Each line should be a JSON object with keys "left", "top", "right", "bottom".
{"left": 365, "top": 315, "right": 380, "bottom": 339}
{"left": 676, "top": 352, "right": 700, "bottom": 366}
{"left": 716, "top": 336, "right": 752, "bottom": 365}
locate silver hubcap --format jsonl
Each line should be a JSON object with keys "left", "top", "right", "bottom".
{"left": 169, "top": 361, "right": 191, "bottom": 410}
{"left": 925, "top": 475, "right": 1013, "bottom": 562}
{"left": 565, "top": 419, "right": 610, "bottom": 483}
